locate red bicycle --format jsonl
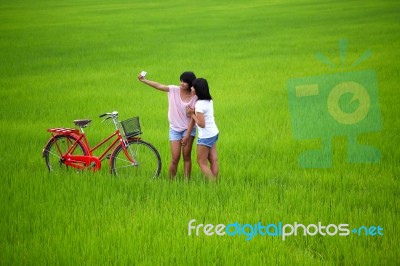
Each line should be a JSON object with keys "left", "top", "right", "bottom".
{"left": 42, "top": 111, "right": 161, "bottom": 178}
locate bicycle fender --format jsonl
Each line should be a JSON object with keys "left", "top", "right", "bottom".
{"left": 42, "top": 132, "right": 90, "bottom": 158}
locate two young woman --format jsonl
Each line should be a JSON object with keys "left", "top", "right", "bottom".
{"left": 138, "top": 72, "right": 218, "bottom": 181}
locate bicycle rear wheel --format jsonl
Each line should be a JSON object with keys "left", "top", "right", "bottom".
{"left": 43, "top": 134, "right": 86, "bottom": 174}
{"left": 111, "top": 139, "right": 161, "bottom": 178}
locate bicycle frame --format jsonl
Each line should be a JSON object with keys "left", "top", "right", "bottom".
{"left": 44, "top": 114, "right": 139, "bottom": 172}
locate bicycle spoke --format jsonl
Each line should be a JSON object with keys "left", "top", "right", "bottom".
{"left": 111, "top": 139, "right": 161, "bottom": 178}
{"left": 44, "top": 148, "right": 62, "bottom": 159}
{"left": 43, "top": 135, "right": 86, "bottom": 175}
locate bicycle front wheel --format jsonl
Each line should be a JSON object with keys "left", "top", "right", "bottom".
{"left": 111, "top": 139, "right": 161, "bottom": 178}
{"left": 43, "top": 134, "right": 86, "bottom": 174}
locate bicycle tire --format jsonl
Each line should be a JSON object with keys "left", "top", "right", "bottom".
{"left": 111, "top": 139, "right": 161, "bottom": 178}
{"left": 43, "top": 134, "right": 87, "bottom": 174}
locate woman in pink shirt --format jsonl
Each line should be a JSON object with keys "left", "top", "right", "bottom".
{"left": 138, "top": 71, "right": 197, "bottom": 179}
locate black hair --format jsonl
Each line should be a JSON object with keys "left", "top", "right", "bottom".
{"left": 192, "top": 78, "right": 212, "bottom": 100}
{"left": 180, "top": 71, "right": 196, "bottom": 89}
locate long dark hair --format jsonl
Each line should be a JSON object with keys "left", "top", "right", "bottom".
{"left": 192, "top": 78, "right": 212, "bottom": 100}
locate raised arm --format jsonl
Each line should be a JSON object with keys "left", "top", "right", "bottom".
{"left": 137, "top": 73, "right": 169, "bottom": 92}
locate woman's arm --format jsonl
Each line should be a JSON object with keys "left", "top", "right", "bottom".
{"left": 181, "top": 118, "right": 196, "bottom": 146}
{"left": 138, "top": 74, "right": 169, "bottom": 92}
{"left": 187, "top": 107, "right": 205, "bottom": 128}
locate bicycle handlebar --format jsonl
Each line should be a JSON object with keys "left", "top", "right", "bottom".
{"left": 99, "top": 111, "right": 118, "bottom": 118}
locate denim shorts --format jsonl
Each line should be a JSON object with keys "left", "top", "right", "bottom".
{"left": 197, "top": 134, "right": 219, "bottom": 148}
{"left": 169, "top": 128, "right": 196, "bottom": 141}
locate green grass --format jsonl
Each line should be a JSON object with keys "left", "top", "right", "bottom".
{"left": 1, "top": 0, "right": 399, "bottom": 264}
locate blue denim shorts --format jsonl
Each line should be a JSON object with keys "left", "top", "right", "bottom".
{"left": 169, "top": 128, "right": 196, "bottom": 141}
{"left": 197, "top": 134, "right": 219, "bottom": 148}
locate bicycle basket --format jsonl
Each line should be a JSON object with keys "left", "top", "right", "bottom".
{"left": 120, "top": 117, "right": 142, "bottom": 137}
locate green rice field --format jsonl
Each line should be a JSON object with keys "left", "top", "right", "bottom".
{"left": 1, "top": 0, "right": 399, "bottom": 264}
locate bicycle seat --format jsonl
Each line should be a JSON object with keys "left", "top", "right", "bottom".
{"left": 74, "top": 119, "right": 92, "bottom": 128}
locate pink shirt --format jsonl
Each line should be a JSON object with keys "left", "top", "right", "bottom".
{"left": 168, "top": 85, "right": 197, "bottom": 131}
